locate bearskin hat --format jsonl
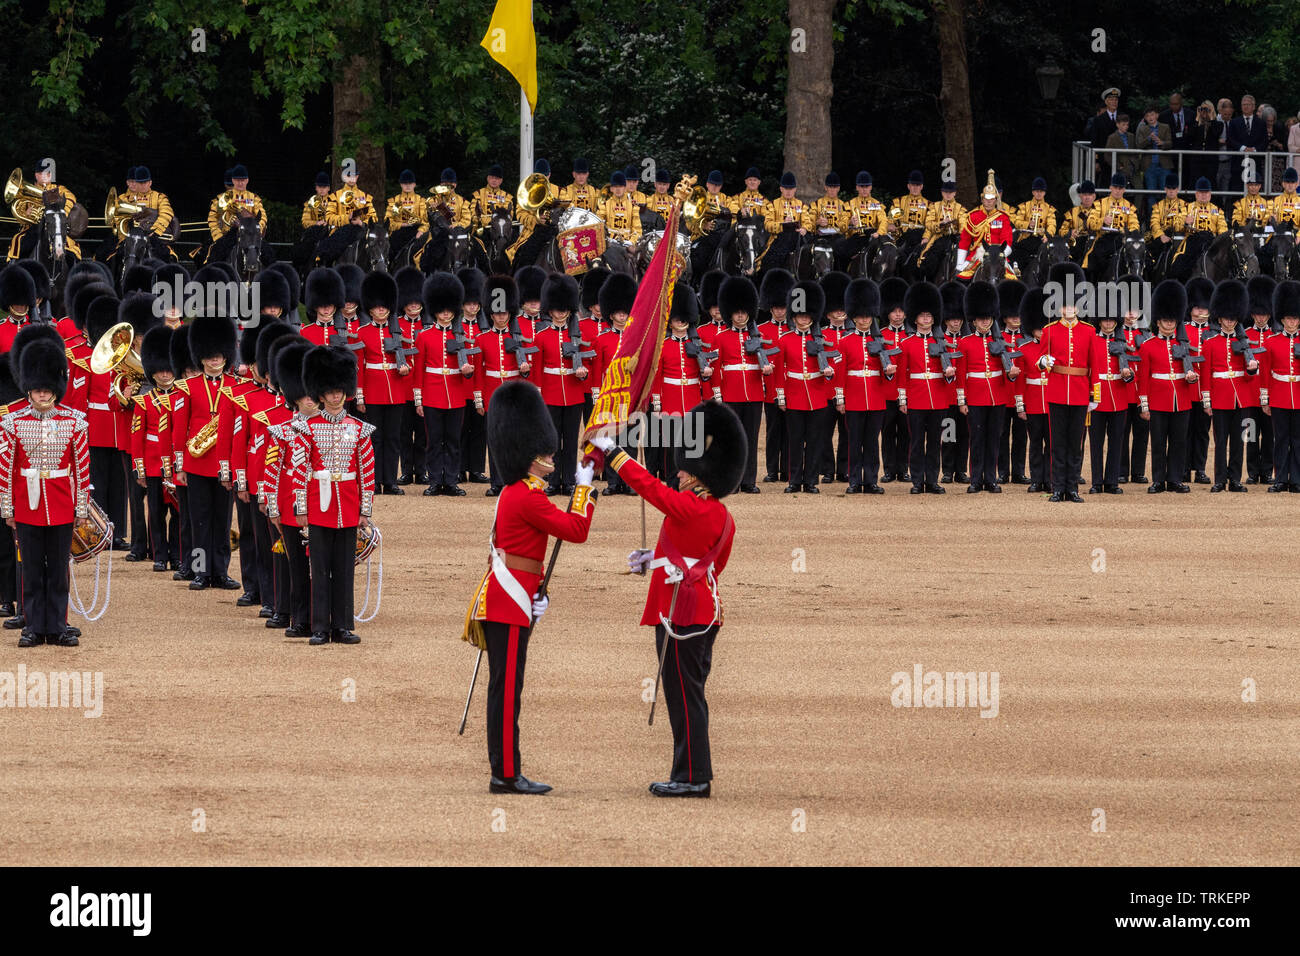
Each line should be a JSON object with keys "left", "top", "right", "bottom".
{"left": 17, "top": 338, "right": 68, "bottom": 401}
{"left": 254, "top": 321, "right": 297, "bottom": 375}
{"left": 963, "top": 280, "right": 1000, "bottom": 322}
{"left": 238, "top": 321, "right": 265, "bottom": 367}
{"left": 1152, "top": 280, "right": 1188, "bottom": 325}
{"left": 486, "top": 380, "right": 558, "bottom": 485}
{"left": 188, "top": 313, "right": 238, "bottom": 368}
{"left": 1114, "top": 275, "right": 1144, "bottom": 319}
{"left": 482, "top": 274, "right": 520, "bottom": 318}
{"left": 209, "top": 261, "right": 239, "bottom": 285}
{"left": 515, "top": 265, "right": 546, "bottom": 305}
{"left": 0, "top": 266, "right": 36, "bottom": 312}
{"left": 759, "top": 268, "right": 795, "bottom": 311}
{"left": 254, "top": 268, "right": 292, "bottom": 318}
{"left": 581, "top": 269, "right": 607, "bottom": 313}
{"left": 1185, "top": 276, "right": 1214, "bottom": 314}
{"left": 361, "top": 271, "right": 398, "bottom": 316}
{"left": 457, "top": 267, "right": 486, "bottom": 308}
{"left": 880, "top": 276, "right": 909, "bottom": 321}
{"left": 268, "top": 261, "right": 301, "bottom": 315}
{"left": 940, "top": 281, "right": 967, "bottom": 324}
{"left": 1048, "top": 260, "right": 1086, "bottom": 293}
{"left": 302, "top": 344, "right": 358, "bottom": 403}
{"left": 820, "top": 271, "right": 851, "bottom": 315}
{"left": 1274, "top": 279, "right": 1300, "bottom": 320}
{"left": 68, "top": 259, "right": 113, "bottom": 287}
{"left": 72, "top": 282, "right": 115, "bottom": 332}
{"left": 598, "top": 272, "right": 638, "bottom": 319}
{"left": 845, "top": 278, "right": 881, "bottom": 320}
{"left": 119, "top": 292, "right": 162, "bottom": 340}
{"left": 264, "top": 333, "right": 301, "bottom": 391}
{"left": 305, "top": 268, "right": 345, "bottom": 316}
{"left": 65, "top": 270, "right": 112, "bottom": 320}
{"left": 1247, "top": 275, "right": 1276, "bottom": 317}
{"left": 395, "top": 266, "right": 426, "bottom": 312}
{"left": 905, "top": 281, "right": 943, "bottom": 325}
{"left": 700, "top": 270, "right": 725, "bottom": 313}
{"left": 8, "top": 323, "right": 64, "bottom": 388}
{"left": 1210, "top": 279, "right": 1249, "bottom": 324}
{"left": 675, "top": 400, "right": 746, "bottom": 499}
{"left": 541, "top": 274, "right": 580, "bottom": 315}
{"left": 151, "top": 261, "right": 187, "bottom": 292}
{"left": 424, "top": 272, "right": 464, "bottom": 317}
{"left": 1019, "top": 287, "right": 1049, "bottom": 337}
{"left": 141, "top": 326, "right": 175, "bottom": 383}
{"left": 274, "top": 339, "right": 313, "bottom": 407}
{"left": 669, "top": 282, "right": 699, "bottom": 327}
{"left": 122, "top": 264, "right": 154, "bottom": 296}
{"left": 718, "top": 276, "right": 758, "bottom": 323}
{"left": 86, "top": 294, "right": 122, "bottom": 345}
{"left": 788, "top": 279, "right": 825, "bottom": 322}
{"left": 337, "top": 263, "right": 365, "bottom": 306}
{"left": 14, "top": 260, "right": 50, "bottom": 302}
{"left": 997, "top": 279, "right": 1026, "bottom": 320}
{"left": 170, "top": 323, "right": 196, "bottom": 377}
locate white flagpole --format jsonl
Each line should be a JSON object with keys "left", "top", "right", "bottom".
{"left": 519, "top": 0, "right": 534, "bottom": 182}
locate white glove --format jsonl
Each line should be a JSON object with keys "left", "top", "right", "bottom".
{"left": 531, "top": 593, "right": 549, "bottom": 621}
{"left": 574, "top": 461, "right": 595, "bottom": 486}
{"left": 590, "top": 434, "right": 616, "bottom": 453}
{"left": 955, "top": 249, "right": 969, "bottom": 271}
{"left": 1087, "top": 401, "right": 1099, "bottom": 412}
{"left": 627, "top": 548, "right": 653, "bottom": 575}
{"left": 1040, "top": 354, "right": 1056, "bottom": 369}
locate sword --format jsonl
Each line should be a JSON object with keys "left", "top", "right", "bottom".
{"left": 648, "top": 583, "right": 682, "bottom": 727}
{"left": 456, "top": 649, "right": 483, "bottom": 736}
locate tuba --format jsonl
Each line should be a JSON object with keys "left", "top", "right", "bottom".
{"left": 216, "top": 188, "right": 240, "bottom": 229}
{"left": 90, "top": 321, "right": 146, "bottom": 405}
{"left": 104, "top": 188, "right": 147, "bottom": 240}
{"left": 4, "top": 168, "right": 48, "bottom": 225}
{"left": 681, "top": 185, "right": 714, "bottom": 240}
{"left": 515, "top": 173, "right": 563, "bottom": 220}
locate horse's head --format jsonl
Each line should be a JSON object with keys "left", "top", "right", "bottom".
{"left": 735, "top": 223, "right": 759, "bottom": 274}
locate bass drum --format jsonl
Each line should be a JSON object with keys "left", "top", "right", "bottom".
{"left": 70, "top": 498, "right": 113, "bottom": 563}
{"left": 355, "top": 521, "right": 382, "bottom": 566}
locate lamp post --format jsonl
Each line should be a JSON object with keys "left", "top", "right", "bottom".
{"left": 1036, "top": 59, "right": 1063, "bottom": 101}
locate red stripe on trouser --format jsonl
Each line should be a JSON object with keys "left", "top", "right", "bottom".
{"left": 504, "top": 624, "right": 519, "bottom": 778}
{"left": 675, "top": 641, "right": 692, "bottom": 782}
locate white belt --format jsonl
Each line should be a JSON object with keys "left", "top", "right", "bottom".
{"left": 648, "top": 554, "right": 700, "bottom": 584}
{"left": 1213, "top": 371, "right": 1246, "bottom": 379}
{"left": 1152, "top": 373, "right": 1181, "bottom": 381}
{"left": 721, "top": 363, "right": 758, "bottom": 372}
{"left": 543, "top": 367, "right": 574, "bottom": 376}
{"left": 788, "top": 372, "right": 821, "bottom": 381}
{"left": 967, "top": 370, "right": 1003, "bottom": 378}
{"left": 848, "top": 369, "right": 880, "bottom": 378}
{"left": 1098, "top": 373, "right": 1123, "bottom": 381}
{"left": 423, "top": 366, "right": 456, "bottom": 375}
{"left": 1272, "top": 371, "right": 1300, "bottom": 383}
{"left": 485, "top": 370, "right": 519, "bottom": 379}
{"left": 1025, "top": 377, "right": 1046, "bottom": 386}
{"left": 20, "top": 467, "right": 69, "bottom": 511}
{"left": 663, "top": 377, "right": 700, "bottom": 386}
{"left": 146, "top": 433, "right": 160, "bottom": 442}
{"left": 88, "top": 401, "right": 110, "bottom": 411}
{"left": 311, "top": 469, "right": 356, "bottom": 511}
{"left": 365, "top": 361, "right": 398, "bottom": 371}
{"left": 910, "top": 372, "right": 944, "bottom": 380}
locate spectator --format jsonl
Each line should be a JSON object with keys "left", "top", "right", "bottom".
{"left": 1105, "top": 114, "right": 1141, "bottom": 187}
{"left": 1188, "top": 101, "right": 1224, "bottom": 189}
{"left": 1289, "top": 113, "right": 1300, "bottom": 169}
{"left": 1216, "top": 98, "right": 1235, "bottom": 192}
{"left": 1089, "top": 87, "right": 1122, "bottom": 182}
{"left": 1227, "top": 94, "right": 1268, "bottom": 153}
{"left": 1137, "top": 105, "right": 1173, "bottom": 206}
{"left": 1160, "top": 92, "right": 1195, "bottom": 151}
{"left": 1260, "top": 104, "right": 1287, "bottom": 187}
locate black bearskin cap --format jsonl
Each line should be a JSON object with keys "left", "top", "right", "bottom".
{"left": 788, "top": 279, "right": 825, "bottom": 321}
{"left": 1185, "top": 276, "right": 1214, "bottom": 313}
{"left": 669, "top": 282, "right": 699, "bottom": 326}
{"left": 487, "top": 381, "right": 558, "bottom": 485}
{"left": 254, "top": 268, "right": 292, "bottom": 317}
{"left": 1020, "top": 287, "right": 1049, "bottom": 337}
{"left": 305, "top": 268, "right": 345, "bottom": 315}
{"left": 302, "top": 344, "right": 358, "bottom": 403}
{"left": 141, "top": 326, "right": 175, "bottom": 382}
{"left": 541, "top": 274, "right": 580, "bottom": 315}
{"left": 675, "top": 400, "right": 747, "bottom": 499}
{"left": 1210, "top": 279, "right": 1249, "bottom": 323}
{"left": 73, "top": 283, "right": 115, "bottom": 332}
{"left": 122, "top": 264, "right": 154, "bottom": 295}
{"left": 1247, "top": 275, "right": 1276, "bottom": 316}
{"left": 255, "top": 321, "right": 297, "bottom": 375}
{"left": 1274, "top": 280, "right": 1300, "bottom": 320}
{"left": 86, "top": 294, "right": 122, "bottom": 345}
{"left": 718, "top": 276, "right": 757, "bottom": 322}
{"left": 9, "top": 323, "right": 64, "bottom": 387}
{"left": 905, "top": 281, "right": 943, "bottom": 324}
{"left": 188, "top": 313, "right": 237, "bottom": 367}
{"left": 963, "top": 280, "right": 1000, "bottom": 320}
{"left": 424, "top": 272, "right": 464, "bottom": 316}
{"left": 998, "top": 280, "right": 1027, "bottom": 320}
{"left": 361, "top": 271, "right": 398, "bottom": 316}
{"left": 845, "top": 278, "right": 880, "bottom": 320}
{"left": 516, "top": 265, "right": 546, "bottom": 304}
{"left": 337, "top": 264, "right": 365, "bottom": 306}
{"left": 700, "top": 270, "right": 725, "bottom": 312}
{"left": 880, "top": 276, "right": 909, "bottom": 319}
{"left": 275, "top": 339, "right": 313, "bottom": 406}
{"left": 0, "top": 355, "right": 20, "bottom": 406}
{"left": 581, "top": 269, "right": 607, "bottom": 312}
{"left": 483, "top": 275, "right": 519, "bottom": 317}
{"left": 598, "top": 272, "right": 638, "bottom": 318}
{"left": 119, "top": 292, "right": 162, "bottom": 336}
{"left": 268, "top": 261, "right": 301, "bottom": 314}
{"left": 395, "top": 266, "right": 426, "bottom": 312}
{"left": 457, "top": 267, "right": 486, "bottom": 306}
{"left": 18, "top": 338, "right": 68, "bottom": 401}
{"left": 820, "top": 271, "right": 851, "bottom": 314}
{"left": 170, "top": 323, "right": 195, "bottom": 377}
{"left": 1152, "top": 280, "right": 1188, "bottom": 324}
{"left": 940, "top": 281, "right": 966, "bottom": 321}
{"left": 759, "top": 268, "right": 795, "bottom": 310}
{"left": 0, "top": 266, "right": 36, "bottom": 312}
{"left": 14, "top": 260, "right": 50, "bottom": 301}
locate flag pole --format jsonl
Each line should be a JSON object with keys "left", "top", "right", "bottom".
{"left": 519, "top": 0, "right": 534, "bottom": 182}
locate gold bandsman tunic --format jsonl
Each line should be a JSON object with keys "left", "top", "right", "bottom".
{"left": 918, "top": 198, "right": 967, "bottom": 260}
{"left": 385, "top": 192, "right": 429, "bottom": 232}
{"left": 803, "top": 195, "right": 849, "bottom": 232}
{"left": 1146, "top": 196, "right": 1188, "bottom": 240}
{"left": 471, "top": 184, "right": 514, "bottom": 230}
{"left": 1273, "top": 191, "right": 1300, "bottom": 232}
{"left": 6, "top": 183, "right": 82, "bottom": 260}
{"left": 560, "top": 181, "right": 601, "bottom": 213}
{"left": 730, "top": 188, "right": 770, "bottom": 220}
{"left": 1232, "top": 193, "right": 1272, "bottom": 227}
{"left": 1171, "top": 200, "right": 1228, "bottom": 263}
{"left": 643, "top": 190, "right": 676, "bottom": 224}
{"left": 600, "top": 194, "right": 643, "bottom": 244}
{"left": 428, "top": 190, "right": 473, "bottom": 229}
{"left": 506, "top": 179, "right": 561, "bottom": 261}
{"left": 207, "top": 188, "right": 267, "bottom": 240}
{"left": 889, "top": 193, "right": 931, "bottom": 234}
{"left": 325, "top": 187, "right": 377, "bottom": 230}
{"left": 843, "top": 195, "right": 889, "bottom": 236}
{"left": 301, "top": 195, "right": 329, "bottom": 229}
{"left": 764, "top": 196, "right": 805, "bottom": 234}
{"left": 1012, "top": 198, "right": 1057, "bottom": 237}
{"left": 122, "top": 188, "right": 175, "bottom": 237}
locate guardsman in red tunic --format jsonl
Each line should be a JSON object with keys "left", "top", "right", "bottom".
{"left": 895, "top": 281, "right": 953, "bottom": 493}
{"left": 938, "top": 282, "right": 970, "bottom": 484}
{"left": 415, "top": 272, "right": 474, "bottom": 496}
{"left": 300, "top": 268, "right": 353, "bottom": 350}
{"left": 263, "top": 339, "right": 315, "bottom": 638}
{"left": 1119, "top": 282, "right": 1151, "bottom": 485}
{"left": 1, "top": 335, "right": 90, "bottom": 647}
{"left": 997, "top": 280, "right": 1029, "bottom": 483}
{"left": 476, "top": 275, "right": 536, "bottom": 496}
{"left": 289, "top": 346, "right": 376, "bottom": 645}
{"left": 651, "top": 284, "right": 713, "bottom": 486}
{"left": 172, "top": 313, "right": 243, "bottom": 589}
{"left": 1200, "top": 281, "right": 1259, "bottom": 492}
{"left": 514, "top": 265, "right": 547, "bottom": 340}
{"left": 1086, "top": 310, "right": 1136, "bottom": 495}
{"left": 0, "top": 266, "right": 34, "bottom": 354}
{"left": 713, "top": 276, "right": 769, "bottom": 493}
{"left": 1014, "top": 287, "right": 1052, "bottom": 491}
{"left": 698, "top": 270, "right": 726, "bottom": 340}
{"left": 0, "top": 350, "right": 26, "bottom": 622}
{"left": 531, "top": 274, "right": 590, "bottom": 496}
{"left": 1137, "top": 281, "right": 1196, "bottom": 493}
{"left": 956, "top": 281, "right": 1018, "bottom": 492}
{"left": 773, "top": 280, "right": 836, "bottom": 494}
{"left": 1038, "top": 261, "right": 1096, "bottom": 501}
{"left": 818, "top": 271, "right": 851, "bottom": 483}
{"left": 456, "top": 267, "right": 490, "bottom": 486}
{"left": 593, "top": 273, "right": 636, "bottom": 495}
{"left": 353, "top": 271, "right": 412, "bottom": 495}
{"left": 1181, "top": 276, "right": 1215, "bottom": 484}
{"left": 1244, "top": 276, "right": 1276, "bottom": 484}
{"left": 876, "top": 277, "right": 911, "bottom": 482}
{"left": 393, "top": 266, "right": 426, "bottom": 488}
{"left": 132, "top": 326, "right": 181, "bottom": 571}
{"left": 955, "top": 171, "right": 1018, "bottom": 280}
{"left": 1260, "top": 280, "right": 1300, "bottom": 491}
{"left": 111, "top": 293, "right": 162, "bottom": 555}
{"left": 757, "top": 269, "right": 795, "bottom": 483}
{"left": 464, "top": 380, "right": 597, "bottom": 794}
{"left": 836, "top": 278, "right": 895, "bottom": 493}
{"left": 593, "top": 400, "right": 742, "bottom": 798}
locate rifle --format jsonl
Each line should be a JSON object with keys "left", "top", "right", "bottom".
{"left": 1107, "top": 337, "right": 1139, "bottom": 374}
{"left": 865, "top": 336, "right": 902, "bottom": 373}
{"left": 684, "top": 327, "right": 719, "bottom": 377}
{"left": 805, "top": 328, "right": 841, "bottom": 375}
{"left": 744, "top": 319, "right": 779, "bottom": 370}
{"left": 329, "top": 315, "right": 363, "bottom": 354}
{"left": 1171, "top": 342, "right": 1205, "bottom": 377}
{"left": 504, "top": 317, "right": 539, "bottom": 369}
{"left": 442, "top": 323, "right": 482, "bottom": 369}
{"left": 987, "top": 336, "right": 1022, "bottom": 375}
{"left": 928, "top": 337, "right": 962, "bottom": 372}
{"left": 561, "top": 315, "right": 595, "bottom": 373}
{"left": 1231, "top": 333, "right": 1265, "bottom": 370}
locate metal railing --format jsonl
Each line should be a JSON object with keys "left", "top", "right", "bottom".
{"left": 1072, "top": 141, "right": 1296, "bottom": 199}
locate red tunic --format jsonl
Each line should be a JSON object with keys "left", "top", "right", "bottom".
{"left": 264, "top": 413, "right": 306, "bottom": 519}
{"left": 653, "top": 336, "right": 707, "bottom": 415}
{"left": 532, "top": 323, "right": 589, "bottom": 407}
{"left": 1260, "top": 331, "right": 1300, "bottom": 410}
{"left": 0, "top": 405, "right": 91, "bottom": 526}
{"left": 354, "top": 320, "right": 412, "bottom": 405}
{"left": 592, "top": 327, "right": 624, "bottom": 394}
{"left": 1200, "top": 333, "right": 1260, "bottom": 410}
{"left": 286, "top": 411, "right": 376, "bottom": 528}
{"left": 1088, "top": 333, "right": 1137, "bottom": 412}
{"left": 774, "top": 328, "right": 834, "bottom": 411}
{"left": 232, "top": 386, "right": 285, "bottom": 493}
{"left": 130, "top": 388, "right": 177, "bottom": 478}
{"left": 1137, "top": 334, "right": 1197, "bottom": 413}
{"left": 1015, "top": 340, "right": 1050, "bottom": 415}
{"left": 834, "top": 331, "right": 893, "bottom": 411}
{"left": 171, "top": 373, "right": 241, "bottom": 480}
{"left": 414, "top": 323, "right": 474, "bottom": 409}
{"left": 757, "top": 319, "right": 788, "bottom": 402}
{"left": 895, "top": 332, "right": 953, "bottom": 411}
{"left": 712, "top": 325, "right": 767, "bottom": 404}
{"left": 1001, "top": 328, "right": 1028, "bottom": 408}
{"left": 956, "top": 332, "right": 1011, "bottom": 406}
{"left": 1039, "top": 319, "right": 1097, "bottom": 406}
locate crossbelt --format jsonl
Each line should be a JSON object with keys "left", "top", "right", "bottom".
{"left": 663, "top": 377, "right": 700, "bottom": 386}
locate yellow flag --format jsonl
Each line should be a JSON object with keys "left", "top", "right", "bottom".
{"left": 480, "top": 0, "right": 538, "bottom": 114}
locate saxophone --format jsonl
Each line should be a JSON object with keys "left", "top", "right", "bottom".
{"left": 187, "top": 416, "right": 219, "bottom": 458}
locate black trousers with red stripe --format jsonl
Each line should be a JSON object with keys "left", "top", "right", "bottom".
{"left": 967, "top": 404, "right": 1005, "bottom": 488}
{"left": 880, "top": 400, "right": 909, "bottom": 478}
{"left": 1211, "top": 407, "right": 1246, "bottom": 485}
{"left": 1088, "top": 408, "right": 1127, "bottom": 487}
{"left": 655, "top": 623, "right": 719, "bottom": 784}
{"left": 1048, "top": 402, "right": 1087, "bottom": 494}
{"left": 485, "top": 620, "right": 532, "bottom": 780}
{"left": 724, "top": 401, "right": 763, "bottom": 488}
{"left": 308, "top": 524, "right": 355, "bottom": 635}
{"left": 844, "top": 409, "right": 883, "bottom": 487}
{"left": 14, "top": 522, "right": 73, "bottom": 638}
{"left": 1026, "top": 412, "right": 1050, "bottom": 486}
{"left": 785, "top": 406, "right": 826, "bottom": 487}
{"left": 1148, "top": 409, "right": 1189, "bottom": 486}
{"left": 281, "top": 523, "right": 311, "bottom": 630}
{"left": 423, "top": 405, "right": 465, "bottom": 488}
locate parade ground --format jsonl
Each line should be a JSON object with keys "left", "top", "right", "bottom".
{"left": 0, "top": 481, "right": 1295, "bottom": 867}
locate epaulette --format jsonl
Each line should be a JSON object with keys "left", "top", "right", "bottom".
{"left": 175, "top": 379, "right": 191, "bottom": 395}
{"left": 252, "top": 410, "right": 270, "bottom": 427}
{"left": 523, "top": 474, "right": 546, "bottom": 491}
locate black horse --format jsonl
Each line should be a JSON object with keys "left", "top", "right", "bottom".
{"left": 338, "top": 220, "right": 390, "bottom": 274}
